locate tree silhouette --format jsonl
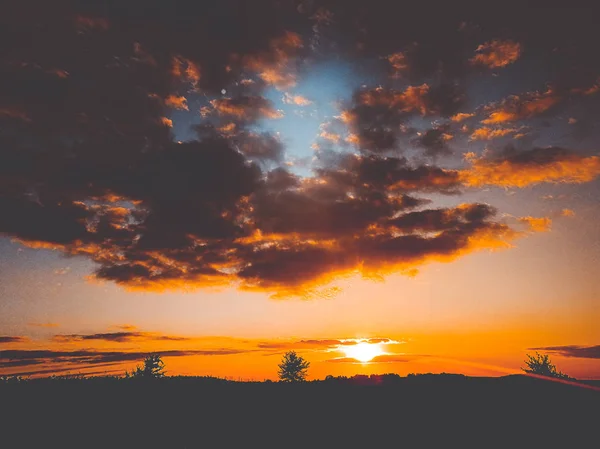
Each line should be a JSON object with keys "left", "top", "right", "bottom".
{"left": 522, "top": 352, "right": 571, "bottom": 379}
{"left": 277, "top": 350, "right": 310, "bottom": 382}
{"left": 127, "top": 354, "right": 166, "bottom": 379}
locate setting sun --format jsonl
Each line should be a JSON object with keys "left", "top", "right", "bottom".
{"left": 341, "top": 342, "right": 385, "bottom": 363}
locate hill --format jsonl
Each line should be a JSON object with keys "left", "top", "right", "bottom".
{"left": 1, "top": 374, "right": 598, "bottom": 448}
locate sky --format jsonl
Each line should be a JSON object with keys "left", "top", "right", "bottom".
{"left": 1, "top": 1, "right": 599, "bottom": 380}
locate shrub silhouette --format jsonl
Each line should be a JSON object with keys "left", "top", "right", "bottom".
{"left": 277, "top": 350, "right": 310, "bottom": 382}
{"left": 522, "top": 352, "right": 571, "bottom": 379}
{"left": 127, "top": 354, "right": 166, "bottom": 379}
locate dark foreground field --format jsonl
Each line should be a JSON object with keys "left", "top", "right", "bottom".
{"left": 2, "top": 374, "right": 599, "bottom": 448}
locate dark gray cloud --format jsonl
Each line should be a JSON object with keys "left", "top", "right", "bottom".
{"left": 530, "top": 346, "right": 600, "bottom": 359}
{"left": 0, "top": 336, "right": 29, "bottom": 344}
{"left": 53, "top": 332, "right": 191, "bottom": 343}
{"left": 0, "top": 348, "right": 251, "bottom": 369}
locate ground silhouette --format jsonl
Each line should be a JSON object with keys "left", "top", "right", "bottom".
{"left": 1, "top": 373, "right": 598, "bottom": 448}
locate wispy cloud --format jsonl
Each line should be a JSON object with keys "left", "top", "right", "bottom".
{"left": 28, "top": 323, "right": 60, "bottom": 329}
{"left": 0, "top": 336, "right": 29, "bottom": 344}
{"left": 530, "top": 345, "right": 600, "bottom": 359}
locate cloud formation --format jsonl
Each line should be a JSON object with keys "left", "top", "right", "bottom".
{"left": 470, "top": 40, "right": 522, "bottom": 68}
{"left": 482, "top": 89, "right": 561, "bottom": 124}
{"left": 0, "top": 336, "right": 29, "bottom": 344}
{"left": 462, "top": 147, "right": 600, "bottom": 188}
{"left": 53, "top": 332, "right": 191, "bottom": 343}
{"left": 282, "top": 93, "right": 312, "bottom": 106}
{"left": 341, "top": 84, "right": 464, "bottom": 152}
{"left": 530, "top": 345, "right": 600, "bottom": 359}
{"left": 0, "top": 348, "right": 249, "bottom": 369}
{"left": 1, "top": 1, "right": 599, "bottom": 299}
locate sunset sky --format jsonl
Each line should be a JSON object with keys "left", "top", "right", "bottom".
{"left": 1, "top": 1, "right": 599, "bottom": 380}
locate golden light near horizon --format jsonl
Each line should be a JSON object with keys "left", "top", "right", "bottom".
{"left": 341, "top": 342, "right": 385, "bottom": 363}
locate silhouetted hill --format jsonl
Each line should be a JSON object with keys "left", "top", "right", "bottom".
{"left": 1, "top": 374, "right": 598, "bottom": 448}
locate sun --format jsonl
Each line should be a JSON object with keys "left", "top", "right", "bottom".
{"left": 341, "top": 342, "right": 385, "bottom": 363}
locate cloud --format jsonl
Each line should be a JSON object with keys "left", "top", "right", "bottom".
{"left": 211, "top": 96, "right": 283, "bottom": 120}
{"left": 257, "top": 337, "right": 398, "bottom": 351}
{"left": 282, "top": 93, "right": 312, "bottom": 106}
{"left": 519, "top": 217, "right": 552, "bottom": 233}
{"left": 529, "top": 345, "right": 600, "bottom": 359}
{"left": 0, "top": 348, "right": 250, "bottom": 369}
{"left": 326, "top": 354, "right": 414, "bottom": 363}
{"left": 170, "top": 57, "right": 201, "bottom": 88}
{"left": 2, "top": 1, "right": 598, "bottom": 300}
{"left": 52, "top": 332, "right": 191, "bottom": 343}
{"left": 461, "top": 147, "right": 600, "bottom": 188}
{"left": 111, "top": 324, "right": 137, "bottom": 331}
{"left": 450, "top": 112, "right": 475, "bottom": 123}
{"left": 27, "top": 323, "right": 60, "bottom": 328}
{"left": 242, "top": 31, "right": 303, "bottom": 90}
{"left": 164, "top": 95, "right": 188, "bottom": 111}
{"left": 257, "top": 339, "right": 348, "bottom": 350}
{"left": 0, "top": 336, "right": 29, "bottom": 344}
{"left": 238, "top": 203, "right": 521, "bottom": 296}
{"left": 342, "top": 84, "right": 464, "bottom": 152}
{"left": 470, "top": 40, "right": 522, "bottom": 68}
{"left": 386, "top": 52, "right": 408, "bottom": 78}
{"left": 74, "top": 15, "right": 109, "bottom": 32}
{"left": 481, "top": 88, "right": 561, "bottom": 124}
{"left": 412, "top": 126, "right": 453, "bottom": 156}
{"left": 561, "top": 209, "right": 575, "bottom": 217}
{"left": 469, "top": 127, "right": 519, "bottom": 141}
{"left": 234, "top": 132, "right": 285, "bottom": 162}
{"left": 319, "top": 131, "right": 342, "bottom": 144}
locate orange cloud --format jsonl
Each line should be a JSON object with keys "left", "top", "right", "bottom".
{"left": 211, "top": 97, "right": 283, "bottom": 120}
{"left": 242, "top": 31, "right": 303, "bottom": 90}
{"left": 28, "top": 323, "right": 60, "bottom": 328}
{"left": 217, "top": 122, "right": 237, "bottom": 134}
{"left": 282, "top": 93, "right": 312, "bottom": 106}
{"left": 519, "top": 216, "right": 552, "bottom": 232}
{"left": 561, "top": 209, "right": 575, "bottom": 217}
{"left": 259, "top": 69, "right": 297, "bottom": 90}
{"left": 356, "top": 84, "right": 432, "bottom": 115}
{"left": 462, "top": 148, "right": 600, "bottom": 188}
{"left": 171, "top": 56, "right": 201, "bottom": 87}
{"left": 386, "top": 52, "right": 408, "bottom": 78}
{"left": 572, "top": 78, "right": 600, "bottom": 95}
{"left": 319, "top": 131, "right": 342, "bottom": 144}
{"left": 160, "top": 117, "right": 173, "bottom": 127}
{"left": 470, "top": 39, "right": 522, "bottom": 68}
{"left": 482, "top": 89, "right": 560, "bottom": 124}
{"left": 470, "top": 126, "right": 519, "bottom": 141}
{"left": 164, "top": 95, "right": 188, "bottom": 111}
{"left": 450, "top": 112, "right": 475, "bottom": 122}
{"left": 111, "top": 324, "right": 138, "bottom": 331}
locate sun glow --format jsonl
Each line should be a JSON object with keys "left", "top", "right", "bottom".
{"left": 341, "top": 342, "right": 385, "bottom": 363}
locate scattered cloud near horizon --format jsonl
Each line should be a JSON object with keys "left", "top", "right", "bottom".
{"left": 53, "top": 332, "right": 192, "bottom": 343}
{"left": 530, "top": 346, "right": 600, "bottom": 359}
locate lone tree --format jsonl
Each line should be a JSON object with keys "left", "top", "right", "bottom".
{"left": 278, "top": 350, "right": 310, "bottom": 382}
{"left": 128, "top": 354, "right": 166, "bottom": 379}
{"left": 522, "top": 352, "right": 571, "bottom": 379}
